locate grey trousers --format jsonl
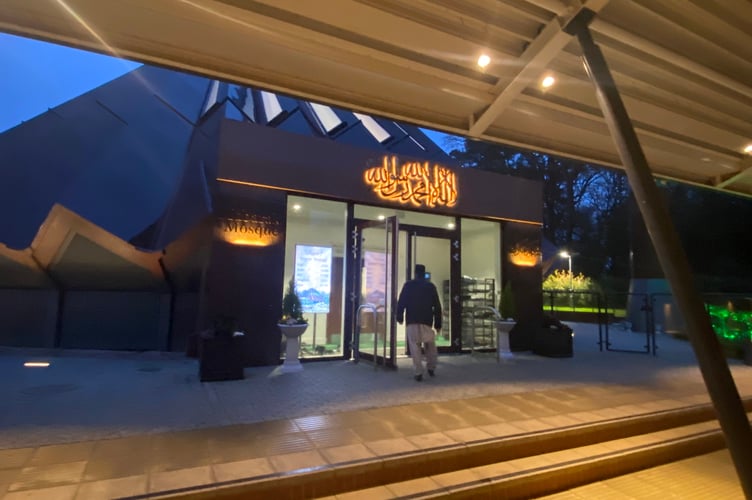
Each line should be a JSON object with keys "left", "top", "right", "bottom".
{"left": 406, "top": 324, "right": 437, "bottom": 376}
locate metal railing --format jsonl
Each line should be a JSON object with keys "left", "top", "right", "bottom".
{"left": 543, "top": 290, "right": 655, "bottom": 356}
{"left": 354, "top": 303, "right": 378, "bottom": 366}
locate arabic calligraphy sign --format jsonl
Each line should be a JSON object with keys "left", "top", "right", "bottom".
{"left": 363, "top": 155, "right": 458, "bottom": 208}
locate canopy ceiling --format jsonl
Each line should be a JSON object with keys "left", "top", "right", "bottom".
{"left": 1, "top": 0, "right": 751, "bottom": 196}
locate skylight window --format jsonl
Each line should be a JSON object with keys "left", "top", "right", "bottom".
{"left": 355, "top": 112, "right": 391, "bottom": 143}
{"left": 311, "top": 103, "right": 344, "bottom": 133}
{"left": 261, "top": 91, "right": 284, "bottom": 123}
{"left": 201, "top": 80, "right": 220, "bottom": 116}
{"left": 229, "top": 86, "right": 255, "bottom": 122}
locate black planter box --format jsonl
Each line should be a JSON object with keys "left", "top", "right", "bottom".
{"left": 199, "top": 336, "right": 245, "bottom": 382}
{"left": 533, "top": 326, "right": 573, "bottom": 358}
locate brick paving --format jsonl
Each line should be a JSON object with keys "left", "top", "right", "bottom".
{"left": 0, "top": 323, "right": 750, "bottom": 498}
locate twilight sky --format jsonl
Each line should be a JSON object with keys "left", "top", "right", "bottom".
{"left": 0, "top": 31, "right": 455, "bottom": 148}
{"left": 0, "top": 32, "right": 141, "bottom": 133}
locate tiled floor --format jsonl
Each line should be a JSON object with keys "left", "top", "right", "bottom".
{"left": 0, "top": 383, "right": 750, "bottom": 498}
{"left": 0, "top": 323, "right": 751, "bottom": 499}
{"left": 539, "top": 450, "right": 744, "bottom": 499}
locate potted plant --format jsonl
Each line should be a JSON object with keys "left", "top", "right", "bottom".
{"left": 499, "top": 280, "right": 516, "bottom": 321}
{"left": 280, "top": 279, "right": 307, "bottom": 326}
{"left": 278, "top": 280, "right": 308, "bottom": 371}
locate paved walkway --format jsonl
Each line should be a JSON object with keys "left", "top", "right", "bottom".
{"left": 0, "top": 323, "right": 750, "bottom": 498}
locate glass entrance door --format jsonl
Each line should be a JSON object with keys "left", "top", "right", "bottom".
{"left": 402, "top": 228, "right": 456, "bottom": 351}
{"left": 351, "top": 216, "right": 399, "bottom": 367}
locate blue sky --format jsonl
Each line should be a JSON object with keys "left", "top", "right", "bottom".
{"left": 0, "top": 32, "right": 457, "bottom": 149}
{"left": 0, "top": 33, "right": 141, "bottom": 133}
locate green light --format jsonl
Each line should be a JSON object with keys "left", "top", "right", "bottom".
{"left": 706, "top": 304, "right": 752, "bottom": 343}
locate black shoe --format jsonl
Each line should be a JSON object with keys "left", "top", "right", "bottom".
{"left": 414, "top": 374, "right": 423, "bottom": 382}
{"left": 427, "top": 369, "right": 435, "bottom": 377}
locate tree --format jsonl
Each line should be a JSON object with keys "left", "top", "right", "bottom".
{"left": 451, "top": 140, "right": 630, "bottom": 286}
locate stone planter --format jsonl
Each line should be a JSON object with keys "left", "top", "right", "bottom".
{"left": 496, "top": 320, "right": 516, "bottom": 362}
{"left": 279, "top": 323, "right": 308, "bottom": 372}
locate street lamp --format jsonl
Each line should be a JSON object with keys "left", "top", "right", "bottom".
{"left": 559, "top": 251, "right": 574, "bottom": 310}
{"left": 559, "top": 251, "right": 573, "bottom": 290}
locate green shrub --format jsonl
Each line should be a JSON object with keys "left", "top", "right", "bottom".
{"left": 543, "top": 270, "right": 600, "bottom": 308}
{"left": 499, "top": 281, "right": 516, "bottom": 320}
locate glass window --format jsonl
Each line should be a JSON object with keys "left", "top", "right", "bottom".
{"left": 460, "top": 218, "right": 502, "bottom": 346}
{"left": 310, "top": 103, "right": 344, "bottom": 133}
{"left": 261, "top": 91, "right": 284, "bottom": 123}
{"left": 228, "top": 85, "right": 255, "bottom": 122}
{"left": 201, "top": 80, "right": 220, "bottom": 116}
{"left": 354, "top": 205, "right": 455, "bottom": 230}
{"left": 354, "top": 113, "right": 391, "bottom": 143}
{"left": 283, "top": 196, "right": 347, "bottom": 359}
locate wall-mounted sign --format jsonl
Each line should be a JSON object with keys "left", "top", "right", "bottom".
{"left": 215, "top": 214, "right": 281, "bottom": 247}
{"left": 363, "top": 155, "right": 458, "bottom": 208}
{"left": 294, "top": 245, "right": 332, "bottom": 313}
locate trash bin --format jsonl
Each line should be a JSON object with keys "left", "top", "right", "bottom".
{"left": 744, "top": 339, "right": 752, "bottom": 366}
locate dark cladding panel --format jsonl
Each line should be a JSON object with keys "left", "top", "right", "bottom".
{"left": 0, "top": 65, "right": 210, "bottom": 250}
{"left": 216, "top": 120, "right": 542, "bottom": 224}
{"left": 333, "top": 123, "right": 383, "bottom": 150}
{"left": 202, "top": 184, "right": 287, "bottom": 366}
{"left": 60, "top": 291, "right": 169, "bottom": 350}
{"left": 502, "top": 221, "right": 543, "bottom": 351}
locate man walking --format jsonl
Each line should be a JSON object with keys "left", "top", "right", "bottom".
{"left": 396, "top": 264, "right": 442, "bottom": 381}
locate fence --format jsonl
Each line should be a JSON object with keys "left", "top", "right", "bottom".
{"left": 543, "top": 289, "right": 752, "bottom": 358}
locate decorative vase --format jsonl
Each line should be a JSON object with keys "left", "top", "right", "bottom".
{"left": 278, "top": 323, "right": 308, "bottom": 372}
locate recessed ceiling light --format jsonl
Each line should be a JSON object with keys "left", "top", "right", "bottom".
{"left": 447, "top": 222, "right": 456, "bottom": 229}
{"left": 292, "top": 204, "right": 301, "bottom": 211}
{"left": 477, "top": 54, "right": 491, "bottom": 68}
{"left": 377, "top": 215, "right": 385, "bottom": 221}
{"left": 744, "top": 144, "right": 752, "bottom": 154}
{"left": 541, "top": 75, "right": 556, "bottom": 88}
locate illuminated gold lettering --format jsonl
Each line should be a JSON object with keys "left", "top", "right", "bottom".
{"left": 363, "top": 155, "right": 458, "bottom": 208}
{"left": 215, "top": 215, "right": 282, "bottom": 247}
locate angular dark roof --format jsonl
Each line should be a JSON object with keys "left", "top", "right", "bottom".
{"left": 0, "top": 64, "right": 452, "bottom": 250}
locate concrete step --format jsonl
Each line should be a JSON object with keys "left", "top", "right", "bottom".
{"left": 336, "top": 420, "right": 735, "bottom": 499}
{"left": 154, "top": 398, "right": 752, "bottom": 499}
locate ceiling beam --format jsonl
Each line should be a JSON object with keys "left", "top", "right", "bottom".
{"left": 590, "top": 19, "right": 751, "bottom": 99}
{"left": 468, "top": 0, "right": 609, "bottom": 137}
{"left": 715, "top": 156, "right": 752, "bottom": 189}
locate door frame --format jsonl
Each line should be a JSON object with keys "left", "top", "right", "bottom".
{"left": 400, "top": 222, "right": 461, "bottom": 353}
{"left": 348, "top": 216, "right": 399, "bottom": 367}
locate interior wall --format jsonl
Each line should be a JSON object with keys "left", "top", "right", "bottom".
{"left": 462, "top": 218, "right": 502, "bottom": 308}
{"left": 415, "top": 237, "right": 448, "bottom": 287}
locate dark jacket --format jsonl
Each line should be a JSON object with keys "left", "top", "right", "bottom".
{"left": 396, "top": 277, "right": 442, "bottom": 329}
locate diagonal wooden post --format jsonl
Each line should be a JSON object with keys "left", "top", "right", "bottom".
{"left": 563, "top": 10, "right": 752, "bottom": 498}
